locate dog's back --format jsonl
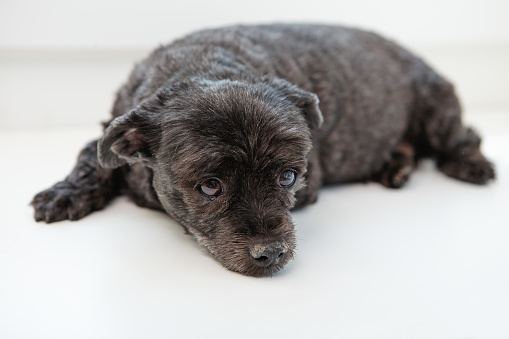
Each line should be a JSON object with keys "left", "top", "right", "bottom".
{"left": 114, "top": 24, "right": 460, "bottom": 183}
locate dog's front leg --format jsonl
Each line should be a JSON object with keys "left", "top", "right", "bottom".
{"left": 31, "top": 140, "right": 120, "bottom": 223}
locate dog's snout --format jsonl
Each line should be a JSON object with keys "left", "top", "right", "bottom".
{"left": 250, "top": 241, "right": 288, "bottom": 268}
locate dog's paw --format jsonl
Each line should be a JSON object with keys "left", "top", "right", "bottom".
{"left": 439, "top": 153, "right": 495, "bottom": 185}
{"left": 31, "top": 181, "right": 97, "bottom": 223}
{"left": 379, "top": 152, "right": 414, "bottom": 189}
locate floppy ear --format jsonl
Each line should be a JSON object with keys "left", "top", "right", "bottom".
{"left": 98, "top": 109, "right": 161, "bottom": 168}
{"left": 98, "top": 81, "right": 189, "bottom": 168}
{"left": 268, "top": 78, "right": 324, "bottom": 129}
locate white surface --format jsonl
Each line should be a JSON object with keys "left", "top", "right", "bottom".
{"left": 1, "top": 0, "right": 509, "bottom": 48}
{"left": 0, "top": 110, "right": 508, "bottom": 339}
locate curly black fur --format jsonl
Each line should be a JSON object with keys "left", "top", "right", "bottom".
{"left": 32, "top": 24, "right": 495, "bottom": 276}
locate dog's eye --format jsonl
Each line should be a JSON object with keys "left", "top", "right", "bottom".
{"left": 199, "top": 178, "right": 223, "bottom": 197}
{"left": 279, "top": 170, "right": 296, "bottom": 188}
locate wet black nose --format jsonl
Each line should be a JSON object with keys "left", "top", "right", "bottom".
{"left": 250, "top": 241, "right": 288, "bottom": 268}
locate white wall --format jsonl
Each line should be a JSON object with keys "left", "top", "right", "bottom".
{"left": 1, "top": 0, "right": 508, "bottom": 49}
{"left": 0, "top": 0, "right": 508, "bottom": 130}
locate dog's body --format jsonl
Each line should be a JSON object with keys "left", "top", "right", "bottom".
{"left": 32, "top": 24, "right": 495, "bottom": 276}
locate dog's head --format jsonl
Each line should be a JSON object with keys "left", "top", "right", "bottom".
{"left": 98, "top": 78, "right": 323, "bottom": 276}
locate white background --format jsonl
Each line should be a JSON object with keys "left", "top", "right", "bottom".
{"left": 1, "top": 0, "right": 509, "bottom": 48}
{"left": 0, "top": 1, "right": 508, "bottom": 339}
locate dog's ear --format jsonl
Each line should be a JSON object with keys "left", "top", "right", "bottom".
{"left": 98, "top": 81, "right": 189, "bottom": 168}
{"left": 267, "top": 78, "right": 324, "bottom": 129}
{"left": 98, "top": 109, "right": 161, "bottom": 168}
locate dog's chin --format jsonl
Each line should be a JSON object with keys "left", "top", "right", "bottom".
{"left": 208, "top": 238, "right": 296, "bottom": 277}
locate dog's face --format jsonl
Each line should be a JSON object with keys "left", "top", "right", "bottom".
{"left": 98, "top": 78, "right": 323, "bottom": 276}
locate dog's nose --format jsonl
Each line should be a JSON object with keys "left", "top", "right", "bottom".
{"left": 249, "top": 241, "right": 288, "bottom": 268}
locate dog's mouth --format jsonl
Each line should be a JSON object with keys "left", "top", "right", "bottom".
{"left": 220, "top": 247, "right": 295, "bottom": 277}
{"left": 203, "top": 235, "right": 296, "bottom": 277}
{"left": 180, "top": 214, "right": 297, "bottom": 277}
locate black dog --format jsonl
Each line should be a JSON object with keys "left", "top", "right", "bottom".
{"left": 32, "top": 24, "right": 495, "bottom": 276}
